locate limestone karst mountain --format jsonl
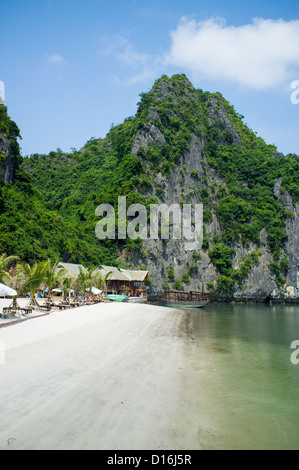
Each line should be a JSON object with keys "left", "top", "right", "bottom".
{"left": 1, "top": 74, "right": 299, "bottom": 301}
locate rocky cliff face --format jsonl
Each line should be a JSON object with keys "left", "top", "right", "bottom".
{"left": 125, "top": 75, "right": 299, "bottom": 303}
{"left": 14, "top": 74, "right": 299, "bottom": 302}
{"left": 274, "top": 181, "right": 299, "bottom": 301}
{"left": 132, "top": 166, "right": 299, "bottom": 303}
{"left": 0, "top": 131, "right": 14, "bottom": 184}
{"left": 0, "top": 105, "right": 21, "bottom": 185}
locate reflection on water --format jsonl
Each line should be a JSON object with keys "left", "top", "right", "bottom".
{"left": 180, "top": 303, "right": 299, "bottom": 450}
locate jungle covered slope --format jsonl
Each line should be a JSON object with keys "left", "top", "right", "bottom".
{"left": 2, "top": 74, "right": 299, "bottom": 300}
{"left": 0, "top": 105, "right": 67, "bottom": 263}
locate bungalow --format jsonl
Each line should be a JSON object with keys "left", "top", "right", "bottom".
{"left": 93, "top": 265, "right": 148, "bottom": 297}
{"left": 55, "top": 262, "right": 86, "bottom": 277}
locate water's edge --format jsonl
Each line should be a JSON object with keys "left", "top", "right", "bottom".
{"left": 175, "top": 303, "right": 299, "bottom": 450}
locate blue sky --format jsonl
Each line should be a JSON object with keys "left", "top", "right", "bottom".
{"left": 1, "top": 0, "right": 299, "bottom": 157}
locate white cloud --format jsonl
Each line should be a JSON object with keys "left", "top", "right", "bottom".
{"left": 100, "top": 35, "right": 158, "bottom": 85}
{"left": 100, "top": 35, "right": 148, "bottom": 67}
{"left": 115, "top": 39, "right": 149, "bottom": 68}
{"left": 48, "top": 53, "right": 65, "bottom": 64}
{"left": 165, "top": 17, "right": 299, "bottom": 89}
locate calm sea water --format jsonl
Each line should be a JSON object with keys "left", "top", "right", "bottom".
{"left": 181, "top": 303, "right": 299, "bottom": 450}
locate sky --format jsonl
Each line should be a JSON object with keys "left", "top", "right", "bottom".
{"left": 1, "top": 0, "right": 299, "bottom": 157}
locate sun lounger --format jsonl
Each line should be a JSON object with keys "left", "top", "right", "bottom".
{"left": 38, "top": 305, "right": 51, "bottom": 311}
{"left": 57, "top": 303, "right": 73, "bottom": 309}
{"left": 20, "top": 307, "right": 33, "bottom": 315}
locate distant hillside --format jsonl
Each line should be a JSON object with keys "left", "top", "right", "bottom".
{"left": 2, "top": 74, "right": 299, "bottom": 301}
{"left": 0, "top": 105, "right": 72, "bottom": 263}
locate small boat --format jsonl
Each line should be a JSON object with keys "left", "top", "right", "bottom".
{"left": 107, "top": 294, "right": 128, "bottom": 302}
{"left": 159, "top": 290, "right": 209, "bottom": 309}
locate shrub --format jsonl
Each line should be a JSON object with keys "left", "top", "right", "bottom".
{"left": 216, "top": 275, "right": 235, "bottom": 295}
{"left": 209, "top": 243, "right": 236, "bottom": 276}
{"left": 182, "top": 273, "right": 190, "bottom": 283}
{"left": 174, "top": 280, "right": 183, "bottom": 290}
{"left": 280, "top": 257, "right": 289, "bottom": 276}
{"left": 192, "top": 253, "right": 201, "bottom": 261}
{"left": 207, "top": 282, "right": 215, "bottom": 292}
{"left": 188, "top": 263, "right": 198, "bottom": 275}
{"left": 168, "top": 267, "right": 174, "bottom": 279}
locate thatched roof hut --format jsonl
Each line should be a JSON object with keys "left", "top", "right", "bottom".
{"left": 56, "top": 262, "right": 86, "bottom": 277}
{"left": 93, "top": 265, "right": 148, "bottom": 295}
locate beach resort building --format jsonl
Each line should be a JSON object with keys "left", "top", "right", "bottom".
{"left": 55, "top": 262, "right": 86, "bottom": 277}
{"left": 93, "top": 265, "right": 148, "bottom": 297}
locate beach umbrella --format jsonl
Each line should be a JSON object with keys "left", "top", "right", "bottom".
{"left": 86, "top": 287, "right": 102, "bottom": 295}
{"left": 91, "top": 287, "right": 102, "bottom": 295}
{"left": 51, "top": 288, "right": 62, "bottom": 293}
{"left": 0, "top": 282, "right": 17, "bottom": 297}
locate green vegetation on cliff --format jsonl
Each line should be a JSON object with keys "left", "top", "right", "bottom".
{"left": 0, "top": 105, "right": 22, "bottom": 167}
{"left": 1, "top": 74, "right": 298, "bottom": 295}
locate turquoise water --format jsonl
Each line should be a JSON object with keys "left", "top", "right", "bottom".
{"left": 182, "top": 303, "right": 299, "bottom": 450}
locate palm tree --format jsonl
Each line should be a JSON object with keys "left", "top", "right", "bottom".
{"left": 1, "top": 257, "right": 22, "bottom": 313}
{"left": 44, "top": 261, "right": 67, "bottom": 303}
{"left": 85, "top": 268, "right": 95, "bottom": 297}
{"left": 60, "top": 275, "right": 73, "bottom": 302}
{"left": 94, "top": 272, "right": 103, "bottom": 290}
{"left": 0, "top": 253, "right": 19, "bottom": 283}
{"left": 94, "top": 270, "right": 112, "bottom": 295}
{"left": 82, "top": 268, "right": 95, "bottom": 299}
{"left": 4, "top": 263, "right": 27, "bottom": 296}
{"left": 71, "top": 274, "right": 82, "bottom": 299}
{"left": 21, "top": 260, "right": 49, "bottom": 309}
{"left": 73, "top": 267, "right": 96, "bottom": 300}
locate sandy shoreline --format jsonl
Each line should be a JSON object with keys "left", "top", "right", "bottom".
{"left": 0, "top": 300, "right": 213, "bottom": 450}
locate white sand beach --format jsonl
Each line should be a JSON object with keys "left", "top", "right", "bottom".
{"left": 0, "top": 300, "right": 217, "bottom": 450}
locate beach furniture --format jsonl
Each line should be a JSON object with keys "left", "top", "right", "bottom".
{"left": 1, "top": 297, "right": 33, "bottom": 317}
{"left": 26, "top": 297, "right": 42, "bottom": 310}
